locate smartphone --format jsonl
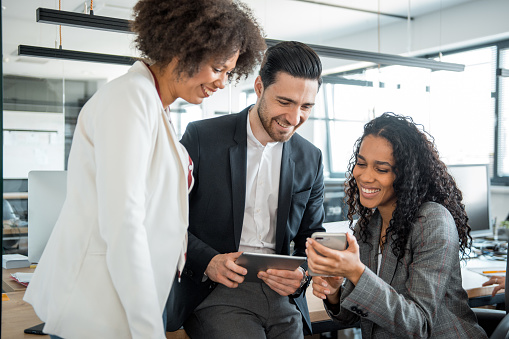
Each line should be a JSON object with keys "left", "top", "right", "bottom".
{"left": 312, "top": 232, "right": 347, "bottom": 252}
{"left": 309, "top": 232, "right": 347, "bottom": 276}
{"left": 24, "top": 323, "right": 46, "bottom": 335}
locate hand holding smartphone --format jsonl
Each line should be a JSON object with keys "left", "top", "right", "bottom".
{"left": 308, "top": 232, "right": 347, "bottom": 276}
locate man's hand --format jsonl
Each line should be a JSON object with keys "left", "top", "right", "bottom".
{"left": 205, "top": 252, "right": 247, "bottom": 288}
{"left": 257, "top": 267, "right": 304, "bottom": 296}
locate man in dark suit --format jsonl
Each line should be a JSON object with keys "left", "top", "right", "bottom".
{"left": 166, "top": 41, "right": 325, "bottom": 338}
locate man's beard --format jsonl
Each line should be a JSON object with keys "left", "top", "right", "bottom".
{"left": 257, "top": 95, "right": 298, "bottom": 143}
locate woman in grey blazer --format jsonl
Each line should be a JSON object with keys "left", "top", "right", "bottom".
{"left": 307, "top": 113, "right": 487, "bottom": 338}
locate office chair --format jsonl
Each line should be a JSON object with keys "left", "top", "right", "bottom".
{"left": 473, "top": 244, "right": 509, "bottom": 339}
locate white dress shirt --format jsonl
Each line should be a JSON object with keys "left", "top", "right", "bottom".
{"left": 239, "top": 110, "right": 283, "bottom": 254}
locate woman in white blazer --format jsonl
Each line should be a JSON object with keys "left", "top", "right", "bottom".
{"left": 24, "top": 1, "right": 266, "bottom": 338}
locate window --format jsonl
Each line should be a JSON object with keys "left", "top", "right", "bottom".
{"left": 495, "top": 43, "right": 509, "bottom": 180}
{"left": 317, "top": 42, "right": 506, "bottom": 184}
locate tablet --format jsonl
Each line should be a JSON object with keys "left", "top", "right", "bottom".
{"left": 236, "top": 252, "right": 306, "bottom": 282}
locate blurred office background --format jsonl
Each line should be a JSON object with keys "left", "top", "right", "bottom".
{"left": 2, "top": 0, "right": 509, "bottom": 252}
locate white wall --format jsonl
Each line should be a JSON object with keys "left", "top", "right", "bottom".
{"left": 3, "top": 111, "right": 65, "bottom": 178}
{"left": 491, "top": 187, "right": 509, "bottom": 228}
{"left": 323, "top": 0, "right": 509, "bottom": 73}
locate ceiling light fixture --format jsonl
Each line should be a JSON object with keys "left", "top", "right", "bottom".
{"left": 32, "top": 7, "right": 464, "bottom": 72}
{"left": 37, "top": 7, "right": 130, "bottom": 34}
{"left": 266, "top": 39, "right": 464, "bottom": 72}
{"left": 291, "top": 0, "right": 412, "bottom": 20}
{"left": 18, "top": 45, "right": 135, "bottom": 65}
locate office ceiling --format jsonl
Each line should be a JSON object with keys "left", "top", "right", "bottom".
{"left": 2, "top": 0, "right": 477, "bottom": 80}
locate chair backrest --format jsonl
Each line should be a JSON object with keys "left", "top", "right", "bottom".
{"left": 489, "top": 246, "right": 509, "bottom": 338}
{"left": 490, "top": 312, "right": 509, "bottom": 339}
{"left": 504, "top": 244, "right": 509, "bottom": 313}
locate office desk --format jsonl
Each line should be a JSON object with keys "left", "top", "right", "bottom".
{"left": 2, "top": 291, "right": 46, "bottom": 338}
{"left": 463, "top": 257, "right": 506, "bottom": 307}
{"left": 1, "top": 292, "right": 189, "bottom": 339}
{"left": 2, "top": 262, "right": 504, "bottom": 339}
{"left": 1, "top": 268, "right": 189, "bottom": 339}
{"left": 3, "top": 267, "right": 32, "bottom": 293}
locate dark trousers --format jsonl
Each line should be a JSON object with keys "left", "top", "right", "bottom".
{"left": 184, "top": 282, "right": 303, "bottom": 339}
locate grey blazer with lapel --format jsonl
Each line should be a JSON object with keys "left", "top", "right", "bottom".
{"left": 325, "top": 202, "right": 487, "bottom": 338}
{"left": 166, "top": 106, "right": 326, "bottom": 334}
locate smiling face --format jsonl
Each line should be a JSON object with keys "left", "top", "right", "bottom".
{"left": 353, "top": 135, "right": 397, "bottom": 216}
{"left": 156, "top": 51, "right": 239, "bottom": 107}
{"left": 250, "top": 72, "right": 319, "bottom": 145}
{"left": 179, "top": 50, "right": 239, "bottom": 105}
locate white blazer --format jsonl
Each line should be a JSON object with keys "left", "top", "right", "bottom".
{"left": 24, "top": 61, "right": 189, "bottom": 339}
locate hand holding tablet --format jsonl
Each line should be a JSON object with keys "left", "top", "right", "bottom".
{"left": 235, "top": 252, "right": 306, "bottom": 282}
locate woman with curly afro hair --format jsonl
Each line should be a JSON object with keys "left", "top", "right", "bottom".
{"left": 306, "top": 113, "right": 487, "bottom": 338}
{"left": 24, "top": 1, "right": 266, "bottom": 339}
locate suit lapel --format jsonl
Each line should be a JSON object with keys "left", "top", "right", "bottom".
{"left": 378, "top": 231, "right": 400, "bottom": 286}
{"left": 359, "top": 212, "right": 382, "bottom": 275}
{"left": 141, "top": 59, "right": 189, "bottom": 196}
{"left": 357, "top": 213, "right": 381, "bottom": 338}
{"left": 165, "top": 117, "right": 188, "bottom": 176}
{"left": 365, "top": 210, "right": 399, "bottom": 285}
{"left": 229, "top": 109, "right": 249, "bottom": 249}
{"left": 161, "top": 112, "right": 189, "bottom": 224}
{"left": 275, "top": 140, "right": 294, "bottom": 254}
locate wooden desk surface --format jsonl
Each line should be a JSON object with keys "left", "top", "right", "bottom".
{"left": 3, "top": 267, "right": 33, "bottom": 293}
{"left": 1, "top": 268, "right": 189, "bottom": 339}
{"left": 3, "top": 226, "right": 28, "bottom": 236}
{"left": 1, "top": 261, "right": 502, "bottom": 338}
{"left": 4, "top": 192, "right": 28, "bottom": 200}
{"left": 306, "top": 285, "right": 332, "bottom": 323}
{"left": 2, "top": 291, "right": 47, "bottom": 338}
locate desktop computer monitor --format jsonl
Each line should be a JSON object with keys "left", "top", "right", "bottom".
{"left": 323, "top": 179, "right": 348, "bottom": 223}
{"left": 448, "top": 164, "right": 492, "bottom": 238}
{"left": 27, "top": 170, "right": 67, "bottom": 263}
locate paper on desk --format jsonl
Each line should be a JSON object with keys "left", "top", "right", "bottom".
{"left": 10, "top": 272, "right": 33, "bottom": 286}
{"left": 468, "top": 267, "right": 506, "bottom": 277}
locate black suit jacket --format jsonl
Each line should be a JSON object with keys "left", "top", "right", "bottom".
{"left": 166, "top": 107, "right": 325, "bottom": 335}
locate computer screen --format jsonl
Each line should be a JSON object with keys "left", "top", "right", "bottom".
{"left": 448, "top": 164, "right": 492, "bottom": 238}
{"left": 323, "top": 179, "right": 348, "bottom": 223}
{"left": 27, "top": 170, "right": 67, "bottom": 263}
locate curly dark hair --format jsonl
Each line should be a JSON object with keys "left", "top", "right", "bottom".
{"left": 345, "top": 113, "right": 472, "bottom": 260}
{"left": 131, "top": 0, "right": 266, "bottom": 81}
